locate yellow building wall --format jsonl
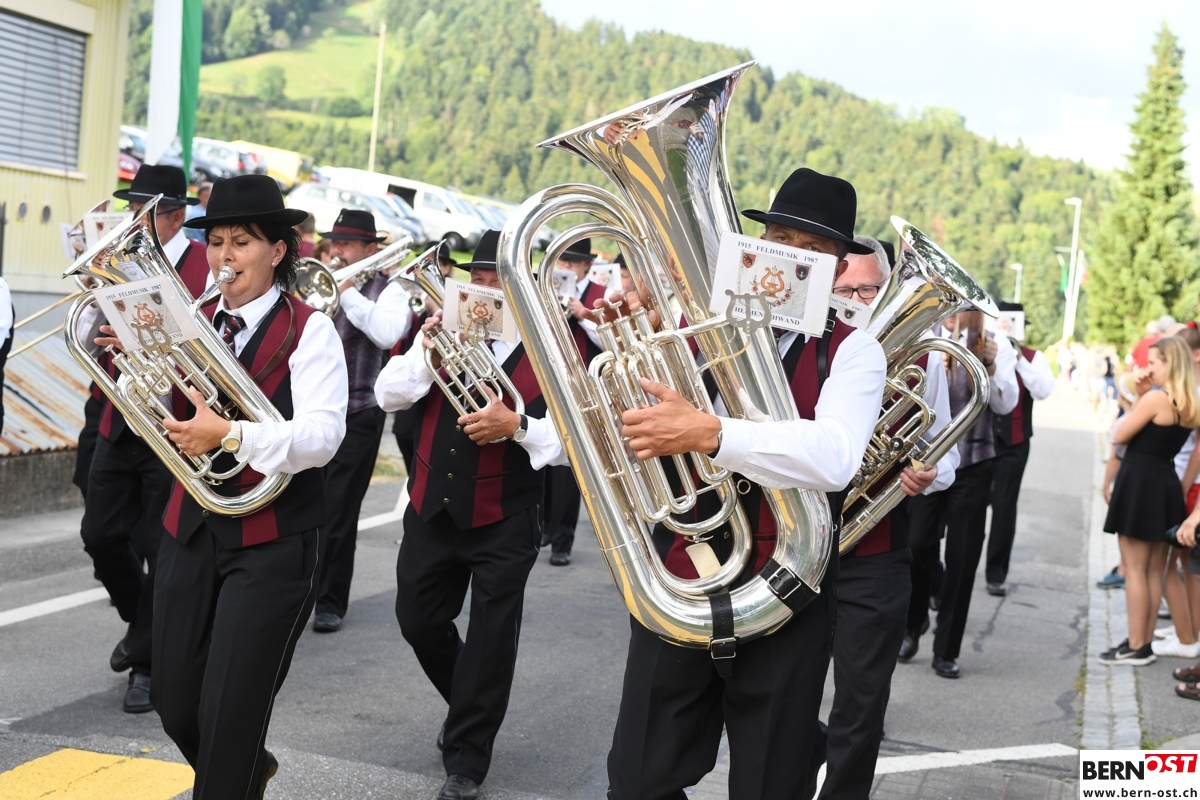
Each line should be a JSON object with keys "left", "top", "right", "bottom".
{"left": 0, "top": 0, "right": 130, "bottom": 294}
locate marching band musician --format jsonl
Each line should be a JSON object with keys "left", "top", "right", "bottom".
{"left": 543, "top": 237, "right": 607, "bottom": 566}
{"left": 311, "top": 209, "right": 413, "bottom": 634}
{"left": 901, "top": 307, "right": 1018, "bottom": 678}
{"left": 374, "top": 230, "right": 565, "bottom": 800}
{"left": 77, "top": 165, "right": 209, "bottom": 714}
{"left": 603, "top": 168, "right": 888, "bottom": 799}
{"left": 814, "top": 235, "right": 959, "bottom": 800}
{"left": 109, "top": 174, "right": 348, "bottom": 799}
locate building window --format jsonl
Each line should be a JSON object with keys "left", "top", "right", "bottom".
{"left": 0, "top": 10, "right": 87, "bottom": 172}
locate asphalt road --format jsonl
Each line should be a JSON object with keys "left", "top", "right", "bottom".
{"left": 0, "top": 396, "right": 1099, "bottom": 799}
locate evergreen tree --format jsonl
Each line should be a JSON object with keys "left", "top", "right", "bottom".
{"left": 1088, "top": 25, "right": 1200, "bottom": 346}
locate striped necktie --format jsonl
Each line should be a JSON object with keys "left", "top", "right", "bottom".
{"left": 215, "top": 311, "right": 244, "bottom": 352}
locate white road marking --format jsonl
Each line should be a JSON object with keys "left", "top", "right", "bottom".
{"left": 357, "top": 483, "right": 409, "bottom": 531}
{"left": 874, "top": 742, "right": 1078, "bottom": 774}
{"left": 0, "top": 588, "right": 109, "bottom": 628}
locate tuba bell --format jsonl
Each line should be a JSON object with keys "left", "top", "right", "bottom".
{"left": 838, "top": 216, "right": 996, "bottom": 553}
{"left": 293, "top": 255, "right": 342, "bottom": 315}
{"left": 63, "top": 196, "right": 291, "bottom": 516}
{"left": 497, "top": 63, "right": 832, "bottom": 649}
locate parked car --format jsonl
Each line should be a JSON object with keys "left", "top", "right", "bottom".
{"left": 117, "top": 151, "right": 140, "bottom": 182}
{"left": 466, "top": 193, "right": 557, "bottom": 251}
{"left": 324, "top": 168, "right": 486, "bottom": 252}
{"left": 285, "top": 182, "right": 422, "bottom": 245}
{"left": 118, "top": 125, "right": 225, "bottom": 185}
{"left": 192, "top": 137, "right": 263, "bottom": 180}
{"left": 232, "top": 141, "right": 313, "bottom": 190}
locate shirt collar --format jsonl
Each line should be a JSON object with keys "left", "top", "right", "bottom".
{"left": 216, "top": 285, "right": 281, "bottom": 332}
{"left": 161, "top": 229, "right": 191, "bottom": 267}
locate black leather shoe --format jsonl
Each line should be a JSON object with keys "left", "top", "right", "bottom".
{"left": 898, "top": 634, "right": 919, "bottom": 663}
{"left": 539, "top": 531, "right": 552, "bottom": 548}
{"left": 436, "top": 774, "right": 479, "bottom": 800}
{"left": 312, "top": 612, "right": 342, "bottom": 633}
{"left": 256, "top": 749, "right": 278, "bottom": 800}
{"left": 123, "top": 672, "right": 153, "bottom": 713}
{"left": 549, "top": 552, "right": 571, "bottom": 566}
{"left": 110, "top": 624, "right": 134, "bottom": 672}
{"left": 932, "top": 656, "right": 961, "bottom": 679}
{"left": 986, "top": 582, "right": 1007, "bottom": 597}
{"left": 436, "top": 724, "right": 445, "bottom": 752}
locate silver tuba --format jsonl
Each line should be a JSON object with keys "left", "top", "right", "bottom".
{"left": 497, "top": 63, "right": 832, "bottom": 649}
{"left": 838, "top": 216, "right": 996, "bottom": 553}
{"left": 392, "top": 242, "right": 526, "bottom": 440}
{"left": 63, "top": 196, "right": 291, "bottom": 516}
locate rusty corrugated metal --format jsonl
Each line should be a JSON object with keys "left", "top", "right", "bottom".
{"left": 1, "top": 330, "right": 87, "bottom": 455}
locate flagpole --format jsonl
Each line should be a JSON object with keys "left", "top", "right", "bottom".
{"left": 367, "top": 20, "right": 386, "bottom": 173}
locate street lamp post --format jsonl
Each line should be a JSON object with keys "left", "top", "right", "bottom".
{"left": 1062, "top": 197, "right": 1082, "bottom": 343}
{"left": 1010, "top": 262, "right": 1024, "bottom": 303}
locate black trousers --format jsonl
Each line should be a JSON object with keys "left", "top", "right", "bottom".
{"left": 907, "top": 460, "right": 995, "bottom": 660}
{"left": 316, "top": 405, "right": 385, "bottom": 618}
{"left": 0, "top": 328, "right": 10, "bottom": 435}
{"left": 986, "top": 439, "right": 1031, "bottom": 585}
{"left": 393, "top": 406, "right": 419, "bottom": 475}
{"left": 819, "top": 547, "right": 912, "bottom": 800}
{"left": 906, "top": 492, "right": 945, "bottom": 635}
{"left": 607, "top": 575, "right": 835, "bottom": 800}
{"left": 152, "top": 525, "right": 319, "bottom": 800}
{"left": 79, "top": 432, "right": 172, "bottom": 674}
{"left": 543, "top": 464, "right": 582, "bottom": 555}
{"left": 395, "top": 505, "right": 541, "bottom": 784}
{"left": 73, "top": 394, "right": 104, "bottom": 498}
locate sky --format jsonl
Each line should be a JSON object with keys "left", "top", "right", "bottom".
{"left": 539, "top": 0, "right": 1200, "bottom": 180}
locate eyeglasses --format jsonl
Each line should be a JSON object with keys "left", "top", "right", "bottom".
{"left": 832, "top": 284, "right": 883, "bottom": 302}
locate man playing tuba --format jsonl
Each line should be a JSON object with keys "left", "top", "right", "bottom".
{"left": 605, "top": 168, "right": 887, "bottom": 799}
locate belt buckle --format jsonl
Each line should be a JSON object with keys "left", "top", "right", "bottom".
{"left": 765, "top": 564, "right": 802, "bottom": 601}
{"left": 708, "top": 636, "right": 737, "bottom": 660}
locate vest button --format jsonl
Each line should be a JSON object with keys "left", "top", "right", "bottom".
{"left": 443, "top": 498, "right": 450, "bottom": 505}
{"left": 455, "top": 425, "right": 462, "bottom": 432}
{"left": 449, "top": 449, "right": 457, "bottom": 456}
{"left": 202, "top": 510, "right": 210, "bottom": 517}
{"left": 447, "top": 473, "right": 454, "bottom": 479}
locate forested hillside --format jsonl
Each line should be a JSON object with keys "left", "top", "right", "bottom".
{"left": 124, "top": 0, "right": 1111, "bottom": 346}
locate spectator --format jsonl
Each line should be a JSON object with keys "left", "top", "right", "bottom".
{"left": 183, "top": 182, "right": 213, "bottom": 242}
{"left": 297, "top": 213, "right": 317, "bottom": 259}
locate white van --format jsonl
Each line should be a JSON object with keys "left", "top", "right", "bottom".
{"left": 325, "top": 168, "right": 486, "bottom": 252}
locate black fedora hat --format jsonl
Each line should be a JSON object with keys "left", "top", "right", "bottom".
{"left": 461, "top": 229, "right": 500, "bottom": 271}
{"left": 114, "top": 164, "right": 198, "bottom": 207}
{"left": 743, "top": 168, "right": 872, "bottom": 255}
{"left": 319, "top": 208, "right": 386, "bottom": 242}
{"left": 436, "top": 241, "right": 455, "bottom": 265}
{"left": 182, "top": 174, "right": 307, "bottom": 230}
{"left": 997, "top": 300, "right": 1024, "bottom": 313}
{"left": 559, "top": 237, "right": 595, "bottom": 262}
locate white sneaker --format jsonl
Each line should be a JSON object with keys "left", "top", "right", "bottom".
{"left": 1151, "top": 638, "right": 1200, "bottom": 658}
{"left": 1155, "top": 626, "right": 1176, "bottom": 640}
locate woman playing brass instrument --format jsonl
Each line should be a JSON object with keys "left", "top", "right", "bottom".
{"left": 98, "top": 174, "right": 348, "bottom": 800}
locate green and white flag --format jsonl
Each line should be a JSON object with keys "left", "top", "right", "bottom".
{"left": 144, "top": 0, "right": 202, "bottom": 177}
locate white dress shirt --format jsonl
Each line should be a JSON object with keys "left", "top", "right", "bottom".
{"left": 712, "top": 328, "right": 888, "bottom": 492}
{"left": 161, "top": 228, "right": 192, "bottom": 267}
{"left": 940, "top": 327, "right": 1019, "bottom": 416}
{"left": 921, "top": 350, "right": 958, "bottom": 493}
{"left": 572, "top": 276, "right": 604, "bottom": 351}
{"left": 0, "top": 277, "right": 12, "bottom": 341}
{"left": 374, "top": 330, "right": 566, "bottom": 470}
{"left": 1015, "top": 348, "right": 1055, "bottom": 401}
{"left": 214, "top": 286, "right": 348, "bottom": 476}
{"left": 339, "top": 280, "right": 413, "bottom": 349}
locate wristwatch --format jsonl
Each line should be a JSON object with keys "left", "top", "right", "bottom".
{"left": 221, "top": 420, "right": 242, "bottom": 453}
{"left": 512, "top": 414, "right": 528, "bottom": 444}
{"left": 707, "top": 428, "right": 723, "bottom": 459}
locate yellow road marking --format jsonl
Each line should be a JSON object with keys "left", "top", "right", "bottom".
{"left": 0, "top": 747, "right": 193, "bottom": 799}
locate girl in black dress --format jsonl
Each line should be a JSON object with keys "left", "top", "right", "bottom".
{"left": 1101, "top": 336, "right": 1200, "bottom": 665}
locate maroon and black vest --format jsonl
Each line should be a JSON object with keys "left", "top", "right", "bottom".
{"left": 335, "top": 273, "right": 389, "bottom": 416}
{"left": 847, "top": 352, "right": 932, "bottom": 559}
{"left": 98, "top": 240, "right": 211, "bottom": 442}
{"left": 162, "top": 293, "right": 326, "bottom": 549}
{"left": 408, "top": 343, "right": 549, "bottom": 530}
{"left": 660, "top": 318, "right": 857, "bottom": 581}
{"left": 994, "top": 345, "right": 1037, "bottom": 447}
{"left": 569, "top": 279, "right": 609, "bottom": 366}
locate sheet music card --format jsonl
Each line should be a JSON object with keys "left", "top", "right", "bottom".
{"left": 987, "top": 310, "right": 1026, "bottom": 341}
{"left": 828, "top": 294, "right": 872, "bottom": 329}
{"left": 442, "top": 278, "right": 517, "bottom": 343}
{"left": 92, "top": 276, "right": 201, "bottom": 353}
{"left": 550, "top": 269, "right": 577, "bottom": 301}
{"left": 709, "top": 233, "right": 838, "bottom": 335}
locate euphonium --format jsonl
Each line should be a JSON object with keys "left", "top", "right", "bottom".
{"left": 293, "top": 256, "right": 342, "bottom": 315}
{"left": 392, "top": 242, "right": 526, "bottom": 437}
{"left": 838, "top": 216, "right": 997, "bottom": 553}
{"left": 497, "top": 63, "right": 832, "bottom": 649}
{"left": 63, "top": 196, "right": 291, "bottom": 516}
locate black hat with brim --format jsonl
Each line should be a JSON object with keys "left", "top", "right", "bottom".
{"left": 742, "top": 167, "right": 873, "bottom": 256}
{"left": 559, "top": 237, "right": 595, "bottom": 262}
{"left": 114, "top": 163, "right": 198, "bottom": 207}
{"left": 461, "top": 229, "right": 500, "bottom": 271}
{"left": 183, "top": 174, "right": 307, "bottom": 230}
{"left": 997, "top": 300, "right": 1024, "bottom": 313}
{"left": 318, "top": 208, "right": 387, "bottom": 242}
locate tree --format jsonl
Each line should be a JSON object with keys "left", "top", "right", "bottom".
{"left": 256, "top": 65, "right": 287, "bottom": 108}
{"left": 1088, "top": 25, "right": 1200, "bottom": 346}
{"left": 222, "top": 6, "right": 270, "bottom": 60}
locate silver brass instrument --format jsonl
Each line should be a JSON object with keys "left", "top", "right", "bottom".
{"left": 293, "top": 255, "right": 342, "bottom": 315}
{"left": 497, "top": 63, "right": 833, "bottom": 649}
{"left": 63, "top": 196, "right": 291, "bottom": 516}
{"left": 393, "top": 242, "right": 526, "bottom": 439}
{"left": 389, "top": 239, "right": 445, "bottom": 314}
{"left": 838, "top": 216, "right": 997, "bottom": 553}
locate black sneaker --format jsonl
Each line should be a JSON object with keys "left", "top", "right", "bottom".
{"left": 1099, "top": 641, "right": 1156, "bottom": 666}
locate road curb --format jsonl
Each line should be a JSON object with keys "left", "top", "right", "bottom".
{"left": 1081, "top": 430, "right": 1142, "bottom": 749}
